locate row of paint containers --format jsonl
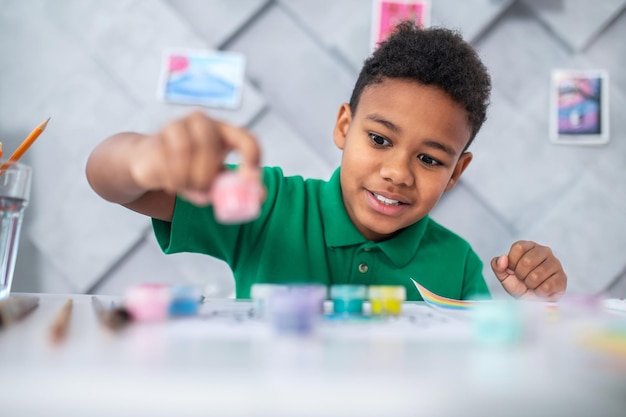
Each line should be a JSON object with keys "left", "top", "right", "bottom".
{"left": 121, "top": 283, "right": 408, "bottom": 336}
{"left": 252, "top": 283, "right": 407, "bottom": 334}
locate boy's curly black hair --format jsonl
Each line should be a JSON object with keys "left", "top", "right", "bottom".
{"left": 349, "top": 22, "right": 491, "bottom": 148}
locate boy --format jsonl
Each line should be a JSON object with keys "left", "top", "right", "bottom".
{"left": 86, "top": 22, "right": 567, "bottom": 301}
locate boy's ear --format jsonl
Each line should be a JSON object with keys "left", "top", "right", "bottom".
{"left": 445, "top": 152, "right": 473, "bottom": 191}
{"left": 333, "top": 103, "right": 352, "bottom": 150}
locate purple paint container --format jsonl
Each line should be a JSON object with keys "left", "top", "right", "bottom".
{"left": 268, "top": 284, "right": 326, "bottom": 335}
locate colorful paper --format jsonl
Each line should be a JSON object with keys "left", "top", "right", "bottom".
{"left": 410, "top": 278, "right": 479, "bottom": 312}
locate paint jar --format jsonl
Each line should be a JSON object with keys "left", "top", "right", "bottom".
{"left": 169, "top": 285, "right": 201, "bottom": 317}
{"left": 291, "top": 284, "right": 327, "bottom": 314}
{"left": 251, "top": 283, "right": 287, "bottom": 318}
{"left": 472, "top": 300, "right": 524, "bottom": 347}
{"left": 211, "top": 170, "right": 263, "bottom": 224}
{"left": 330, "top": 285, "right": 367, "bottom": 315}
{"left": 124, "top": 283, "right": 171, "bottom": 321}
{"left": 268, "top": 285, "right": 325, "bottom": 335}
{"left": 368, "top": 285, "right": 406, "bottom": 316}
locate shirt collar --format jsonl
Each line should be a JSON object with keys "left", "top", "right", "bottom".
{"left": 321, "top": 168, "right": 430, "bottom": 267}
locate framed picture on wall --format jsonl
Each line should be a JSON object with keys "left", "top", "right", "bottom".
{"left": 550, "top": 69, "right": 609, "bottom": 145}
{"left": 371, "top": 0, "right": 430, "bottom": 50}
{"left": 158, "top": 49, "right": 246, "bottom": 109}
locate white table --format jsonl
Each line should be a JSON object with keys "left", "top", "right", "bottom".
{"left": 1, "top": 293, "right": 625, "bottom": 417}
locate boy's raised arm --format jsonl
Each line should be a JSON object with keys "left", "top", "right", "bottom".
{"left": 85, "top": 111, "right": 262, "bottom": 222}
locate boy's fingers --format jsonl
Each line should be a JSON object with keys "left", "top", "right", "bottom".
{"left": 506, "top": 241, "right": 552, "bottom": 286}
{"left": 158, "top": 113, "right": 262, "bottom": 191}
{"left": 520, "top": 257, "right": 556, "bottom": 290}
{"left": 490, "top": 255, "right": 515, "bottom": 280}
{"left": 512, "top": 243, "right": 563, "bottom": 293}
{"left": 490, "top": 255, "right": 506, "bottom": 278}
{"left": 530, "top": 262, "right": 567, "bottom": 299}
{"left": 215, "top": 121, "right": 265, "bottom": 204}
{"left": 491, "top": 255, "right": 528, "bottom": 298}
{"left": 187, "top": 113, "right": 225, "bottom": 190}
{"left": 160, "top": 120, "right": 195, "bottom": 192}
{"left": 216, "top": 122, "right": 262, "bottom": 172}
{"left": 505, "top": 240, "right": 538, "bottom": 271}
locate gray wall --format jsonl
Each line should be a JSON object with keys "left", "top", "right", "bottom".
{"left": 1, "top": 0, "right": 625, "bottom": 298}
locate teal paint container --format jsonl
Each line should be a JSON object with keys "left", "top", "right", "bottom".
{"left": 330, "top": 285, "right": 367, "bottom": 315}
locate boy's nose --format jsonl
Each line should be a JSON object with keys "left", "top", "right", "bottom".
{"left": 379, "top": 154, "right": 414, "bottom": 186}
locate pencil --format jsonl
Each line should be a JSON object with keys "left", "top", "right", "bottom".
{"left": 0, "top": 117, "right": 49, "bottom": 171}
{"left": 50, "top": 298, "right": 73, "bottom": 343}
{"left": 0, "top": 296, "right": 39, "bottom": 328}
{"left": 91, "top": 296, "right": 131, "bottom": 332}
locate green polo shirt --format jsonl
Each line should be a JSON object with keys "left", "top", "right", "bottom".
{"left": 153, "top": 166, "right": 490, "bottom": 301}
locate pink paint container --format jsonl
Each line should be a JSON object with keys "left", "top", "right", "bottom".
{"left": 124, "top": 283, "right": 171, "bottom": 322}
{"left": 211, "top": 170, "right": 263, "bottom": 224}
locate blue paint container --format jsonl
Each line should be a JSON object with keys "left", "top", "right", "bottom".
{"left": 169, "top": 285, "right": 201, "bottom": 317}
{"left": 330, "top": 285, "right": 367, "bottom": 315}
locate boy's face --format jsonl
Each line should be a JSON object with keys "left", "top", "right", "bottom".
{"left": 334, "top": 78, "right": 473, "bottom": 242}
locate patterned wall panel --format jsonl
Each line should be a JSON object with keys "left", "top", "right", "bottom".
{"left": 522, "top": 0, "right": 626, "bottom": 51}
{"left": 431, "top": 0, "right": 516, "bottom": 41}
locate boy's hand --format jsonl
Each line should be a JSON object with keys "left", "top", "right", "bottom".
{"left": 491, "top": 241, "right": 567, "bottom": 301}
{"left": 131, "top": 111, "right": 261, "bottom": 206}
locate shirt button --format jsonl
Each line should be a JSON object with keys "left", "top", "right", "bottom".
{"left": 358, "top": 263, "right": 369, "bottom": 273}
{"left": 363, "top": 248, "right": 371, "bottom": 252}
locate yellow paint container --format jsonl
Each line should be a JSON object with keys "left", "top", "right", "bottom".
{"left": 368, "top": 286, "right": 406, "bottom": 316}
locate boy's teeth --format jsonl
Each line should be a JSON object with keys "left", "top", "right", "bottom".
{"left": 374, "top": 193, "right": 400, "bottom": 206}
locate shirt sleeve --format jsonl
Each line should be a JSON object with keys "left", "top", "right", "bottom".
{"left": 152, "top": 166, "right": 282, "bottom": 266}
{"left": 152, "top": 197, "right": 241, "bottom": 263}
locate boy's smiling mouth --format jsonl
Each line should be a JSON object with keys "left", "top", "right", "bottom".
{"left": 372, "top": 191, "right": 403, "bottom": 206}
{"left": 365, "top": 189, "right": 410, "bottom": 216}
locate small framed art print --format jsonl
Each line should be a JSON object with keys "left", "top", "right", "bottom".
{"left": 371, "top": 0, "right": 430, "bottom": 49}
{"left": 158, "top": 49, "right": 246, "bottom": 109}
{"left": 550, "top": 69, "right": 609, "bottom": 145}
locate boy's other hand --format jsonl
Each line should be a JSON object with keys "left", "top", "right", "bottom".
{"left": 490, "top": 241, "right": 567, "bottom": 301}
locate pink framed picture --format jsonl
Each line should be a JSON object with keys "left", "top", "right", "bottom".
{"left": 371, "top": 0, "right": 430, "bottom": 49}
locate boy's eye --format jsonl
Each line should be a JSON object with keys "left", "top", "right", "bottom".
{"left": 418, "top": 154, "right": 441, "bottom": 166}
{"left": 369, "top": 133, "right": 389, "bottom": 146}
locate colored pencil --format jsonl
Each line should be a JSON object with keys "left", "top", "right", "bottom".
{"left": 91, "top": 296, "right": 131, "bottom": 332}
{"left": 0, "top": 296, "right": 39, "bottom": 328}
{"left": 50, "top": 298, "right": 73, "bottom": 343}
{"left": 0, "top": 117, "right": 49, "bottom": 171}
